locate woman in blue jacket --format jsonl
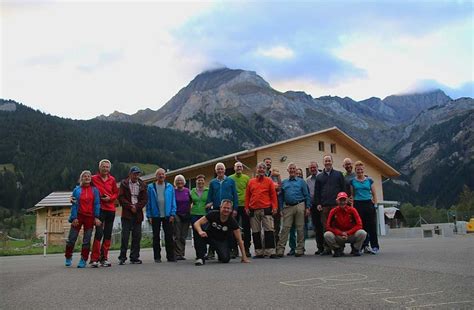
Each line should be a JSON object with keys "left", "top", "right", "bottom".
{"left": 65, "top": 170, "right": 101, "bottom": 268}
{"left": 146, "top": 168, "right": 177, "bottom": 262}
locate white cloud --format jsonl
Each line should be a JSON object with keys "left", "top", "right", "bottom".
{"left": 327, "top": 19, "right": 473, "bottom": 99}
{"left": 1, "top": 1, "right": 213, "bottom": 119}
{"left": 255, "top": 46, "right": 295, "bottom": 60}
{"left": 271, "top": 18, "right": 473, "bottom": 100}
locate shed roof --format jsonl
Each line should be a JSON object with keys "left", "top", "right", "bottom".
{"left": 27, "top": 191, "right": 72, "bottom": 212}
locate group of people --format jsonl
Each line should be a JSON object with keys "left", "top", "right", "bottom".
{"left": 64, "top": 155, "right": 380, "bottom": 268}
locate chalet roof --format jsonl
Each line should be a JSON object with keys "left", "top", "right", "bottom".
{"left": 27, "top": 191, "right": 72, "bottom": 212}
{"left": 142, "top": 126, "right": 400, "bottom": 182}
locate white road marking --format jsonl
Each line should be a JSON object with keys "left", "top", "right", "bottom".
{"left": 383, "top": 291, "right": 444, "bottom": 304}
{"left": 405, "top": 300, "right": 474, "bottom": 309}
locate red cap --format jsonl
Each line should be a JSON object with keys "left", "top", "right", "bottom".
{"left": 336, "top": 192, "right": 348, "bottom": 201}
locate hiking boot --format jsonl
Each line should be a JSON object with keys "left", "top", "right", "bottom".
{"left": 230, "top": 249, "right": 238, "bottom": 259}
{"left": 90, "top": 261, "right": 99, "bottom": 268}
{"left": 207, "top": 250, "right": 215, "bottom": 260}
{"left": 195, "top": 258, "right": 204, "bottom": 266}
{"left": 77, "top": 258, "right": 87, "bottom": 268}
{"left": 65, "top": 258, "right": 72, "bottom": 267}
{"left": 332, "top": 249, "right": 344, "bottom": 257}
{"left": 320, "top": 249, "right": 332, "bottom": 256}
{"left": 100, "top": 260, "right": 112, "bottom": 267}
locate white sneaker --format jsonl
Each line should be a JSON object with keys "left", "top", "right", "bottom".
{"left": 100, "top": 260, "right": 112, "bottom": 267}
{"left": 195, "top": 258, "right": 204, "bottom": 266}
{"left": 90, "top": 261, "right": 99, "bottom": 268}
{"left": 363, "top": 246, "right": 374, "bottom": 254}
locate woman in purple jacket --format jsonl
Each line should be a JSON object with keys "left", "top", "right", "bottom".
{"left": 173, "top": 174, "right": 191, "bottom": 260}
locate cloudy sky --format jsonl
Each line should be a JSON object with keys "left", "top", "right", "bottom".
{"left": 1, "top": 0, "right": 473, "bottom": 119}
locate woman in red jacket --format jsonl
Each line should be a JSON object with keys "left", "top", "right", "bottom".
{"left": 65, "top": 170, "right": 101, "bottom": 268}
{"left": 90, "top": 159, "right": 119, "bottom": 267}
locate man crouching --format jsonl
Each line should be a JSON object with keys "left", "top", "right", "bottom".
{"left": 193, "top": 199, "right": 251, "bottom": 265}
{"left": 324, "top": 192, "right": 367, "bottom": 257}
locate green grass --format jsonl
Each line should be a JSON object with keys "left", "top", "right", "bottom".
{"left": 123, "top": 162, "right": 160, "bottom": 175}
{"left": 0, "top": 236, "right": 154, "bottom": 256}
{"left": 0, "top": 163, "right": 15, "bottom": 173}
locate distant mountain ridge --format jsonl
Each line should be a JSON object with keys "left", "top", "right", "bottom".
{"left": 98, "top": 68, "right": 460, "bottom": 153}
{"left": 97, "top": 68, "right": 474, "bottom": 207}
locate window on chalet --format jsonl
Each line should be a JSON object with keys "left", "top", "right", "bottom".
{"left": 318, "top": 141, "right": 325, "bottom": 152}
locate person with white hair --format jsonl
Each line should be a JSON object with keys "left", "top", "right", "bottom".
{"left": 145, "top": 168, "right": 177, "bottom": 263}
{"left": 173, "top": 174, "right": 191, "bottom": 260}
{"left": 90, "top": 159, "right": 119, "bottom": 268}
{"left": 65, "top": 171, "right": 101, "bottom": 268}
{"left": 229, "top": 162, "right": 251, "bottom": 258}
{"left": 206, "top": 163, "right": 238, "bottom": 212}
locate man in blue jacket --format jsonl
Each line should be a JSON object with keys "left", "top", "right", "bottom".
{"left": 206, "top": 162, "right": 239, "bottom": 215}
{"left": 146, "top": 168, "right": 177, "bottom": 263}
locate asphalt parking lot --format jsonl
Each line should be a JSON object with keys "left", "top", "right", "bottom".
{"left": 1, "top": 236, "right": 473, "bottom": 309}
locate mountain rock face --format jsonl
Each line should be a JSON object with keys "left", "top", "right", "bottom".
{"left": 98, "top": 68, "right": 474, "bottom": 206}
{"left": 100, "top": 68, "right": 465, "bottom": 151}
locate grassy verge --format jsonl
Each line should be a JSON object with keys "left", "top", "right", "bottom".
{"left": 0, "top": 236, "right": 154, "bottom": 256}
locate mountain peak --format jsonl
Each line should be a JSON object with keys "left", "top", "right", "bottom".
{"left": 189, "top": 67, "right": 270, "bottom": 92}
{"left": 385, "top": 89, "right": 450, "bottom": 101}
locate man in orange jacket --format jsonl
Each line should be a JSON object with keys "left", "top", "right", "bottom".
{"left": 245, "top": 162, "right": 279, "bottom": 258}
{"left": 324, "top": 192, "right": 367, "bottom": 257}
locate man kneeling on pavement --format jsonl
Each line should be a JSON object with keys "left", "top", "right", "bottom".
{"left": 324, "top": 192, "right": 367, "bottom": 257}
{"left": 193, "top": 199, "right": 251, "bottom": 266}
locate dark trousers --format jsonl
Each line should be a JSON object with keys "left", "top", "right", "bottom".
{"left": 91, "top": 209, "right": 115, "bottom": 262}
{"left": 273, "top": 212, "right": 281, "bottom": 246}
{"left": 65, "top": 213, "right": 94, "bottom": 260}
{"left": 354, "top": 200, "right": 379, "bottom": 249}
{"left": 321, "top": 205, "right": 336, "bottom": 251}
{"left": 194, "top": 232, "right": 230, "bottom": 263}
{"left": 119, "top": 216, "right": 142, "bottom": 261}
{"left": 151, "top": 217, "right": 175, "bottom": 261}
{"left": 174, "top": 214, "right": 191, "bottom": 257}
{"left": 311, "top": 208, "right": 324, "bottom": 251}
{"left": 192, "top": 215, "right": 206, "bottom": 258}
{"left": 232, "top": 206, "right": 251, "bottom": 252}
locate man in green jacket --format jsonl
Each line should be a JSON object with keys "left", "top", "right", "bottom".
{"left": 229, "top": 162, "right": 251, "bottom": 257}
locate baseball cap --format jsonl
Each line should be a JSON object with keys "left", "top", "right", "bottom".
{"left": 129, "top": 166, "right": 141, "bottom": 174}
{"left": 336, "top": 192, "right": 348, "bottom": 201}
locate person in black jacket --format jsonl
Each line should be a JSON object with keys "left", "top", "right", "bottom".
{"left": 313, "top": 155, "right": 346, "bottom": 255}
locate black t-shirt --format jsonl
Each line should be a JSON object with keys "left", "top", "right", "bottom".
{"left": 205, "top": 211, "right": 239, "bottom": 241}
